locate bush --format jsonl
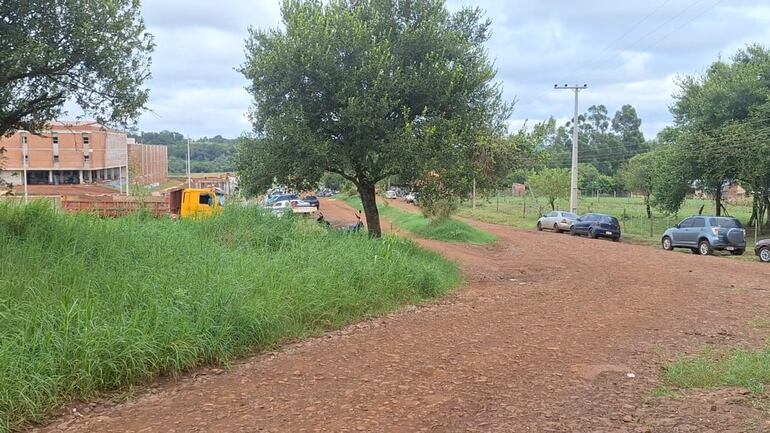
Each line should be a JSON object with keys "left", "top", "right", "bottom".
{"left": 0, "top": 202, "right": 460, "bottom": 431}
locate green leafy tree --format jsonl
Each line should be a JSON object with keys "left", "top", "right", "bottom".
{"left": 669, "top": 44, "right": 770, "bottom": 216}
{"left": 0, "top": 0, "right": 154, "bottom": 137}
{"left": 528, "top": 168, "right": 570, "bottom": 211}
{"left": 650, "top": 144, "right": 693, "bottom": 215}
{"left": 239, "top": 0, "right": 510, "bottom": 236}
{"left": 619, "top": 152, "right": 655, "bottom": 218}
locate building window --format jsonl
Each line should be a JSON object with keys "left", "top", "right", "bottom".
{"left": 53, "top": 155, "right": 60, "bottom": 163}
{"left": 52, "top": 133, "right": 59, "bottom": 145}
{"left": 82, "top": 133, "right": 90, "bottom": 146}
{"left": 84, "top": 154, "right": 90, "bottom": 161}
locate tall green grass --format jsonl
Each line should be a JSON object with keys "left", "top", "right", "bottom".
{"left": 344, "top": 196, "right": 496, "bottom": 245}
{"left": 0, "top": 202, "right": 460, "bottom": 432}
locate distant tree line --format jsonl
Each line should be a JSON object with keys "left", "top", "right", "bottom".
{"left": 129, "top": 130, "right": 237, "bottom": 174}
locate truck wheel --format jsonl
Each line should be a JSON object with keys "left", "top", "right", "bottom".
{"left": 698, "top": 240, "right": 713, "bottom": 256}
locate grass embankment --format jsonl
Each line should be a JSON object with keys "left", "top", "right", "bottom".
{"left": 457, "top": 195, "right": 763, "bottom": 244}
{"left": 344, "top": 196, "right": 496, "bottom": 244}
{"left": 0, "top": 203, "right": 460, "bottom": 432}
{"left": 666, "top": 347, "right": 770, "bottom": 393}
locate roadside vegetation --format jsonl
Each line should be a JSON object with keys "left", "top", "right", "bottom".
{"left": 344, "top": 195, "right": 496, "bottom": 245}
{"left": 0, "top": 202, "right": 460, "bottom": 432}
{"left": 666, "top": 347, "right": 770, "bottom": 393}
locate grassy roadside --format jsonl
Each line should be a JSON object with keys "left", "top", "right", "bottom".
{"left": 343, "top": 195, "right": 496, "bottom": 244}
{"left": 0, "top": 203, "right": 461, "bottom": 432}
{"left": 666, "top": 347, "right": 770, "bottom": 393}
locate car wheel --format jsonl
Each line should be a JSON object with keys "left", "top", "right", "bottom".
{"left": 553, "top": 223, "right": 561, "bottom": 233}
{"left": 537, "top": 221, "right": 543, "bottom": 231}
{"left": 760, "top": 247, "right": 770, "bottom": 263}
{"left": 569, "top": 226, "right": 577, "bottom": 236}
{"left": 588, "top": 228, "right": 597, "bottom": 239}
{"left": 662, "top": 236, "right": 674, "bottom": 251}
{"left": 730, "top": 249, "right": 745, "bottom": 256}
{"left": 612, "top": 237, "right": 620, "bottom": 242}
{"left": 698, "top": 239, "right": 713, "bottom": 256}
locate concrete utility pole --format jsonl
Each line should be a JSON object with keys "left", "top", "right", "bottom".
{"left": 186, "top": 138, "right": 192, "bottom": 187}
{"left": 554, "top": 84, "right": 587, "bottom": 214}
{"left": 21, "top": 133, "right": 28, "bottom": 204}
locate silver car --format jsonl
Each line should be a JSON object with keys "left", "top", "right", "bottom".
{"left": 537, "top": 211, "right": 578, "bottom": 233}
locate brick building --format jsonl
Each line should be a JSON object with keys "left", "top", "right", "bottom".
{"left": 0, "top": 121, "right": 167, "bottom": 189}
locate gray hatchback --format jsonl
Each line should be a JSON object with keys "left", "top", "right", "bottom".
{"left": 661, "top": 216, "right": 747, "bottom": 256}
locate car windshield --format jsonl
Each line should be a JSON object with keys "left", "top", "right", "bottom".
{"left": 710, "top": 217, "right": 743, "bottom": 229}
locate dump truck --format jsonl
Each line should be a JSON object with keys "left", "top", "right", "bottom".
{"left": 61, "top": 187, "right": 224, "bottom": 219}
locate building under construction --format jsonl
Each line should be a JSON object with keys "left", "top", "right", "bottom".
{"left": 0, "top": 121, "right": 167, "bottom": 189}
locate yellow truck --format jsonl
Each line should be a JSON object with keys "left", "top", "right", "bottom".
{"left": 61, "top": 187, "right": 224, "bottom": 220}
{"left": 169, "top": 188, "right": 224, "bottom": 219}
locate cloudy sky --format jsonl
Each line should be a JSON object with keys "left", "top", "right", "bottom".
{"left": 131, "top": 0, "right": 770, "bottom": 140}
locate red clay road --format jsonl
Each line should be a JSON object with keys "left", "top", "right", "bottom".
{"left": 35, "top": 198, "right": 770, "bottom": 433}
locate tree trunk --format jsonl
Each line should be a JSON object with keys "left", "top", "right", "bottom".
{"left": 357, "top": 182, "right": 381, "bottom": 238}
{"left": 644, "top": 194, "right": 652, "bottom": 219}
{"left": 714, "top": 186, "right": 722, "bottom": 217}
{"left": 549, "top": 198, "right": 555, "bottom": 211}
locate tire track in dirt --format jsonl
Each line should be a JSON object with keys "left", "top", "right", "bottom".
{"left": 35, "top": 198, "right": 770, "bottom": 433}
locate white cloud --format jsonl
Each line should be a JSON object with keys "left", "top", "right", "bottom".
{"left": 128, "top": 0, "right": 770, "bottom": 140}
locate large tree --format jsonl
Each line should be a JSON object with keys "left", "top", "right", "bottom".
{"left": 669, "top": 44, "right": 770, "bottom": 217}
{"left": 0, "top": 0, "right": 154, "bottom": 138}
{"left": 239, "top": 0, "right": 510, "bottom": 236}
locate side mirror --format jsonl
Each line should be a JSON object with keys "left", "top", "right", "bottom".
{"left": 675, "top": 224, "right": 680, "bottom": 229}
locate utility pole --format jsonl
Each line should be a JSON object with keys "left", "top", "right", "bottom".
{"left": 186, "top": 138, "right": 192, "bottom": 187}
{"left": 21, "top": 132, "right": 28, "bottom": 204}
{"left": 554, "top": 84, "right": 587, "bottom": 214}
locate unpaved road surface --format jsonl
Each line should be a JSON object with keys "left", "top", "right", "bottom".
{"left": 37, "top": 198, "right": 770, "bottom": 433}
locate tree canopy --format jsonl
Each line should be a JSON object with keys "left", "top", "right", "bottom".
{"left": 537, "top": 104, "right": 647, "bottom": 177}
{"left": 657, "top": 44, "right": 770, "bottom": 224}
{"left": 0, "top": 0, "right": 154, "bottom": 138}
{"left": 239, "top": 0, "right": 511, "bottom": 236}
{"left": 528, "top": 168, "right": 570, "bottom": 211}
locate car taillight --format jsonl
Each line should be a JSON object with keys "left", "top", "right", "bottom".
{"left": 561, "top": 219, "right": 567, "bottom": 223}
{"left": 711, "top": 227, "right": 720, "bottom": 236}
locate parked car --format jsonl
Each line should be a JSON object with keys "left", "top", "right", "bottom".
{"left": 264, "top": 193, "right": 298, "bottom": 207}
{"left": 569, "top": 213, "right": 621, "bottom": 241}
{"left": 756, "top": 239, "right": 770, "bottom": 263}
{"left": 304, "top": 195, "right": 320, "bottom": 208}
{"left": 537, "top": 211, "right": 578, "bottom": 233}
{"left": 385, "top": 190, "right": 398, "bottom": 199}
{"left": 661, "top": 216, "right": 747, "bottom": 256}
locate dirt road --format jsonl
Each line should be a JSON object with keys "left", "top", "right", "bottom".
{"left": 37, "top": 198, "right": 770, "bottom": 433}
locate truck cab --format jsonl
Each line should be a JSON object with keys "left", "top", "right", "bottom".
{"left": 170, "top": 188, "right": 223, "bottom": 220}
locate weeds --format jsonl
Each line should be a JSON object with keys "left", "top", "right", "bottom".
{"left": 666, "top": 347, "right": 770, "bottom": 394}
{"left": 344, "top": 196, "right": 496, "bottom": 244}
{"left": 0, "top": 202, "right": 460, "bottom": 431}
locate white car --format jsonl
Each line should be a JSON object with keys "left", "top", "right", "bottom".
{"left": 404, "top": 192, "right": 417, "bottom": 204}
{"left": 385, "top": 190, "right": 398, "bottom": 199}
{"left": 537, "top": 211, "right": 578, "bottom": 233}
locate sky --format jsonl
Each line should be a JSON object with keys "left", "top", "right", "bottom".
{"left": 126, "top": 0, "right": 770, "bottom": 140}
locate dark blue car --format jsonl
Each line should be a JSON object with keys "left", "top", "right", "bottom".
{"left": 569, "top": 213, "right": 621, "bottom": 241}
